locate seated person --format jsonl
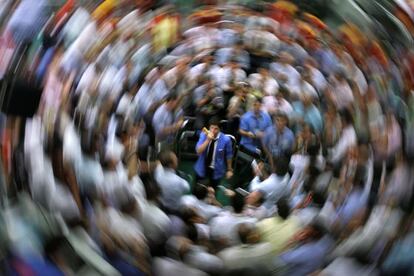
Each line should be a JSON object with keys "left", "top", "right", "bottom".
{"left": 155, "top": 150, "right": 190, "bottom": 213}
{"left": 257, "top": 198, "right": 301, "bottom": 254}
{"left": 247, "top": 157, "right": 291, "bottom": 212}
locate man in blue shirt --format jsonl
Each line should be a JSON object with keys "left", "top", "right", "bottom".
{"left": 194, "top": 117, "right": 234, "bottom": 188}
{"left": 239, "top": 97, "right": 272, "bottom": 155}
{"left": 262, "top": 112, "right": 295, "bottom": 168}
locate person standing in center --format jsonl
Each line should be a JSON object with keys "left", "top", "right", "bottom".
{"left": 194, "top": 117, "right": 233, "bottom": 189}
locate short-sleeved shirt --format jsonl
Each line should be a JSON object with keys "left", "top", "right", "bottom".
{"left": 263, "top": 126, "right": 295, "bottom": 158}
{"left": 239, "top": 111, "right": 272, "bottom": 152}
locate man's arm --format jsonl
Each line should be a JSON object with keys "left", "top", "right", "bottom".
{"left": 196, "top": 132, "right": 212, "bottom": 155}
{"left": 226, "top": 138, "right": 234, "bottom": 179}
{"left": 239, "top": 116, "right": 255, "bottom": 138}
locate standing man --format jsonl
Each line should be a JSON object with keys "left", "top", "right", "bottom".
{"left": 239, "top": 97, "right": 272, "bottom": 155}
{"left": 262, "top": 112, "right": 295, "bottom": 168}
{"left": 194, "top": 117, "right": 234, "bottom": 188}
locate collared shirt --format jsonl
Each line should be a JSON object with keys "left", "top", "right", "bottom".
{"left": 257, "top": 216, "right": 300, "bottom": 254}
{"left": 240, "top": 111, "right": 272, "bottom": 152}
{"left": 154, "top": 164, "right": 190, "bottom": 212}
{"left": 249, "top": 173, "right": 290, "bottom": 210}
{"left": 279, "top": 236, "right": 335, "bottom": 276}
{"left": 263, "top": 126, "right": 295, "bottom": 158}
{"left": 195, "top": 132, "right": 233, "bottom": 180}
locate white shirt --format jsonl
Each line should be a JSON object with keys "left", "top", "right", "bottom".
{"left": 139, "top": 201, "right": 171, "bottom": 244}
{"left": 154, "top": 164, "right": 190, "bottom": 211}
{"left": 330, "top": 125, "right": 357, "bottom": 164}
{"left": 209, "top": 211, "right": 257, "bottom": 245}
{"left": 249, "top": 174, "right": 290, "bottom": 210}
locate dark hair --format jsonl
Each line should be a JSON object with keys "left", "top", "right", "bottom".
{"left": 193, "top": 183, "right": 208, "bottom": 200}
{"left": 145, "top": 178, "right": 161, "bottom": 202}
{"left": 277, "top": 197, "right": 291, "bottom": 219}
{"left": 312, "top": 190, "right": 327, "bottom": 208}
{"left": 159, "top": 150, "right": 176, "bottom": 168}
{"left": 309, "top": 218, "right": 329, "bottom": 239}
{"left": 340, "top": 109, "right": 354, "bottom": 126}
{"left": 208, "top": 116, "right": 221, "bottom": 128}
{"left": 181, "top": 207, "right": 199, "bottom": 224}
{"left": 115, "top": 187, "right": 138, "bottom": 214}
{"left": 232, "top": 193, "right": 245, "bottom": 214}
{"left": 273, "top": 156, "right": 290, "bottom": 176}
{"left": 353, "top": 166, "right": 366, "bottom": 188}
{"left": 187, "top": 223, "right": 198, "bottom": 242}
{"left": 253, "top": 97, "right": 263, "bottom": 104}
{"left": 166, "top": 93, "right": 179, "bottom": 102}
{"left": 238, "top": 223, "right": 252, "bottom": 244}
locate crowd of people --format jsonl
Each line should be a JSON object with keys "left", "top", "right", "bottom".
{"left": 1, "top": 0, "right": 414, "bottom": 275}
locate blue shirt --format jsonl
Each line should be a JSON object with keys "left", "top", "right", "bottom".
{"left": 292, "top": 102, "right": 323, "bottom": 135}
{"left": 336, "top": 187, "right": 367, "bottom": 226}
{"left": 194, "top": 132, "right": 233, "bottom": 180}
{"left": 279, "top": 236, "right": 334, "bottom": 276}
{"left": 263, "top": 126, "right": 295, "bottom": 158}
{"left": 239, "top": 111, "right": 272, "bottom": 152}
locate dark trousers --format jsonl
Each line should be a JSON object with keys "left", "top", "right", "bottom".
{"left": 195, "top": 167, "right": 221, "bottom": 189}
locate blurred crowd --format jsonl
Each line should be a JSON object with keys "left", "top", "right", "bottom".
{"left": 1, "top": 0, "right": 414, "bottom": 275}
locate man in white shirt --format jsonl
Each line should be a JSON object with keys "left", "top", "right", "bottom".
{"left": 209, "top": 193, "right": 256, "bottom": 247}
{"left": 155, "top": 151, "right": 190, "bottom": 213}
{"left": 329, "top": 110, "right": 357, "bottom": 165}
{"left": 247, "top": 156, "right": 291, "bottom": 211}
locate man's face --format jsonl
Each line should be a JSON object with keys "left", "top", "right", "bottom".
{"left": 209, "top": 125, "right": 220, "bottom": 137}
{"left": 253, "top": 101, "right": 261, "bottom": 114}
{"left": 276, "top": 116, "right": 287, "bottom": 131}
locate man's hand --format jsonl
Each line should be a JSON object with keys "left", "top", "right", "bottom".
{"left": 255, "top": 131, "right": 264, "bottom": 139}
{"left": 226, "top": 170, "right": 233, "bottom": 179}
{"left": 207, "top": 132, "right": 215, "bottom": 140}
{"left": 247, "top": 132, "right": 256, "bottom": 139}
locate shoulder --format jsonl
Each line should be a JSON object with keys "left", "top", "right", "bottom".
{"left": 221, "top": 134, "right": 231, "bottom": 142}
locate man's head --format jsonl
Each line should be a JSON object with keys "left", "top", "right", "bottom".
{"left": 273, "top": 156, "right": 290, "bottom": 177}
{"left": 208, "top": 116, "right": 221, "bottom": 138}
{"left": 276, "top": 197, "right": 291, "bottom": 220}
{"left": 193, "top": 182, "right": 209, "bottom": 200}
{"left": 238, "top": 223, "right": 260, "bottom": 244}
{"left": 232, "top": 193, "right": 246, "bottom": 214}
{"left": 166, "top": 93, "right": 179, "bottom": 110}
{"left": 274, "top": 112, "right": 289, "bottom": 133}
{"left": 253, "top": 97, "right": 263, "bottom": 115}
{"left": 159, "top": 150, "right": 178, "bottom": 170}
